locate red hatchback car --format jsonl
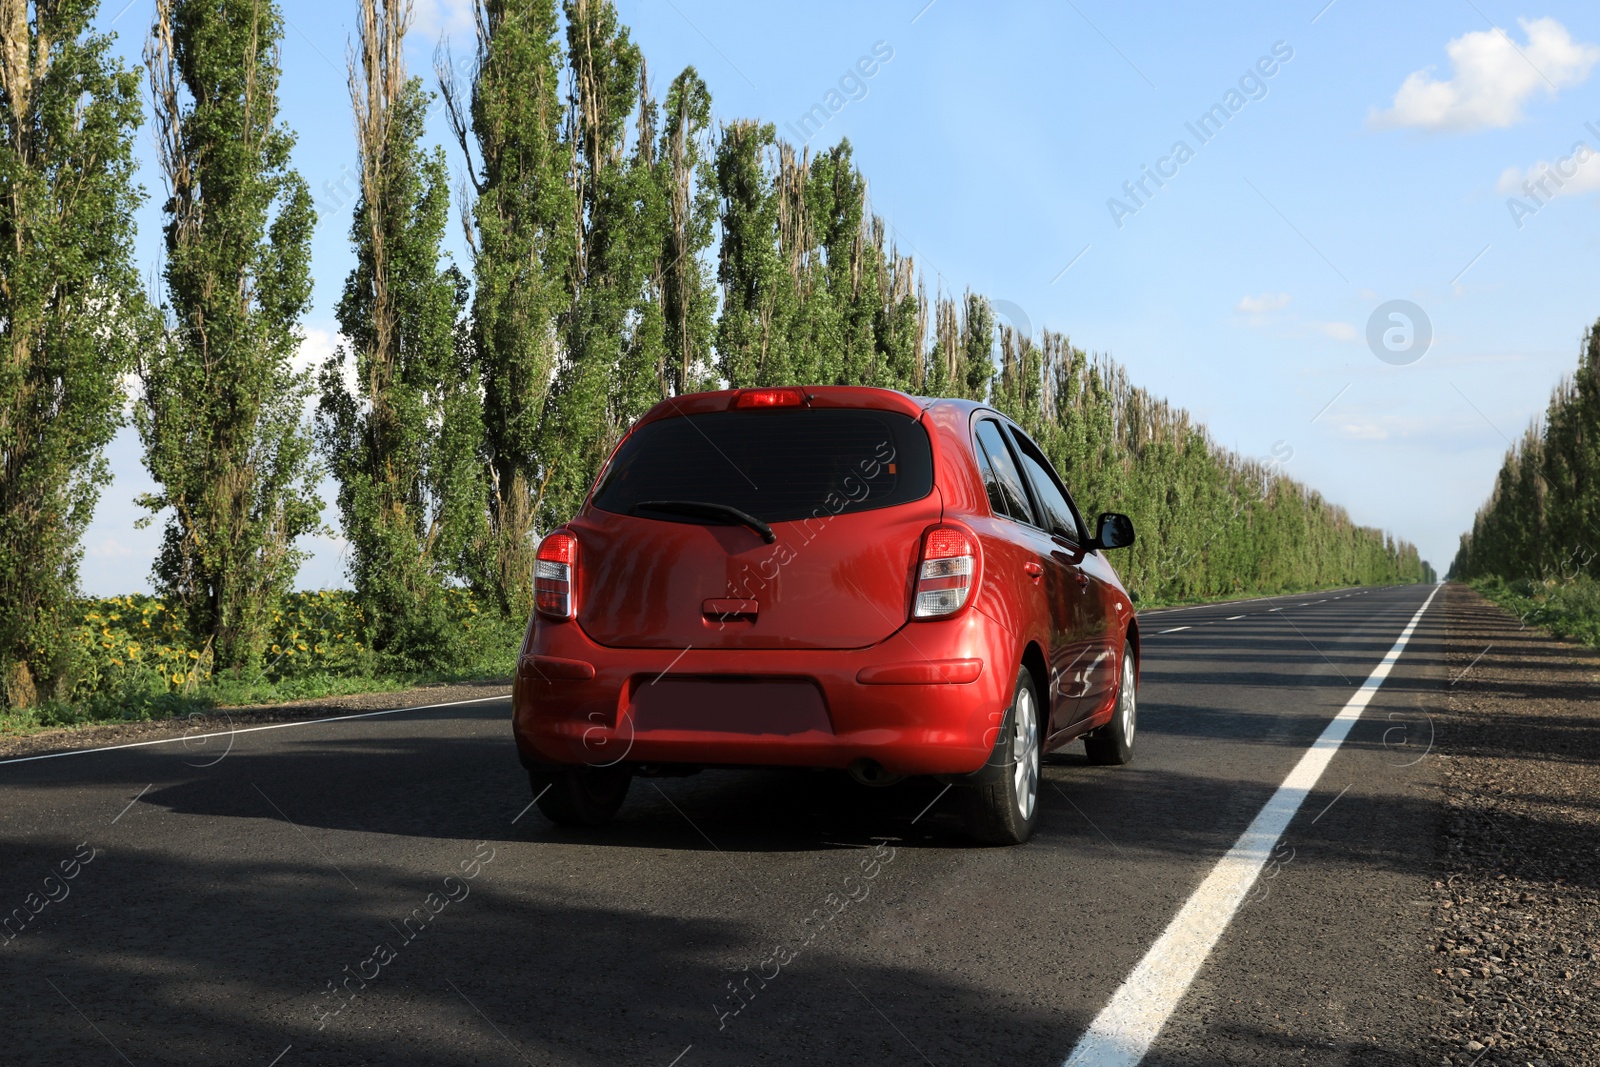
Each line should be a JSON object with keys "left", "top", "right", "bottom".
{"left": 512, "top": 386, "right": 1138, "bottom": 844}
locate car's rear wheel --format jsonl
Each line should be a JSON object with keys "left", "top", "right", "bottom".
{"left": 529, "top": 765, "right": 633, "bottom": 827}
{"left": 960, "top": 667, "right": 1041, "bottom": 846}
{"left": 1085, "top": 645, "right": 1136, "bottom": 766}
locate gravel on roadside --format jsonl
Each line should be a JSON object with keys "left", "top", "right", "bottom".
{"left": 1429, "top": 584, "right": 1600, "bottom": 1067}
{"left": 0, "top": 680, "right": 511, "bottom": 761}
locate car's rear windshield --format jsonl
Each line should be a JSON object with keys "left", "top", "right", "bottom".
{"left": 591, "top": 408, "right": 934, "bottom": 525}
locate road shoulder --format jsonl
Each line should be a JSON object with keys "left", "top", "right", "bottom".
{"left": 0, "top": 680, "right": 510, "bottom": 761}
{"left": 1426, "top": 584, "right": 1600, "bottom": 1066}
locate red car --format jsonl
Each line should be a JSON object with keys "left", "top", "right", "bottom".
{"left": 512, "top": 386, "right": 1138, "bottom": 844}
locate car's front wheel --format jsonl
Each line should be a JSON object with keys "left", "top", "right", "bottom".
{"left": 960, "top": 666, "right": 1042, "bottom": 846}
{"left": 1085, "top": 644, "right": 1137, "bottom": 766}
{"left": 529, "top": 765, "right": 633, "bottom": 827}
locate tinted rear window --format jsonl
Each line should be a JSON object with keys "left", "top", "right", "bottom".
{"left": 592, "top": 409, "right": 934, "bottom": 524}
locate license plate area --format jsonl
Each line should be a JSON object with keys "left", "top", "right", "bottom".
{"left": 628, "top": 678, "right": 832, "bottom": 735}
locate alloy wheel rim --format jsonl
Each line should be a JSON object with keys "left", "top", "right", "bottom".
{"left": 1121, "top": 655, "right": 1137, "bottom": 747}
{"left": 1012, "top": 687, "right": 1039, "bottom": 819}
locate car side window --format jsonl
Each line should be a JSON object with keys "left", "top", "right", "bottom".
{"left": 973, "top": 419, "right": 1037, "bottom": 525}
{"left": 1008, "top": 428, "right": 1086, "bottom": 543}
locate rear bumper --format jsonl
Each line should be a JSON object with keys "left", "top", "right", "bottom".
{"left": 512, "top": 613, "right": 1014, "bottom": 776}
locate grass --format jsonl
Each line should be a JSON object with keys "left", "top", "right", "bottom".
{"left": 1470, "top": 574, "right": 1600, "bottom": 648}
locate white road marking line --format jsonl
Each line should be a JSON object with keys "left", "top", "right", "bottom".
{"left": 1226, "top": 615, "right": 1246, "bottom": 620}
{"left": 0, "top": 695, "right": 510, "bottom": 767}
{"left": 1061, "top": 585, "right": 1439, "bottom": 1067}
{"left": 1156, "top": 626, "right": 1190, "bottom": 634}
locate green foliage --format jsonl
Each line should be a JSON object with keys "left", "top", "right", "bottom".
{"left": 318, "top": 1, "right": 482, "bottom": 671}
{"left": 442, "top": 0, "right": 575, "bottom": 616}
{"left": 657, "top": 67, "right": 718, "bottom": 396}
{"left": 0, "top": 0, "right": 147, "bottom": 708}
{"left": 1452, "top": 318, "right": 1600, "bottom": 585}
{"left": 1471, "top": 574, "right": 1600, "bottom": 648}
{"left": 535, "top": 0, "right": 648, "bottom": 525}
{"left": 138, "top": 0, "right": 321, "bottom": 676}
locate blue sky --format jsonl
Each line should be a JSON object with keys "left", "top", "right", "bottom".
{"left": 80, "top": 0, "right": 1600, "bottom": 592}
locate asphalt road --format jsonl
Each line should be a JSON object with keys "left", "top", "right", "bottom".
{"left": 1, "top": 584, "right": 1448, "bottom": 1066}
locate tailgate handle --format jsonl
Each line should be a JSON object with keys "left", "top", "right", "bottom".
{"left": 703, "top": 598, "right": 759, "bottom": 620}
{"left": 1023, "top": 561, "right": 1044, "bottom": 580}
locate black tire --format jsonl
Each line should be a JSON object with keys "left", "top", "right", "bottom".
{"left": 1085, "top": 644, "right": 1136, "bottom": 766}
{"left": 529, "top": 765, "right": 633, "bottom": 827}
{"left": 960, "top": 667, "right": 1042, "bottom": 846}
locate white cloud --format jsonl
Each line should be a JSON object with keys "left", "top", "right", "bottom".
{"left": 1236, "top": 292, "right": 1291, "bottom": 315}
{"left": 1496, "top": 144, "right": 1600, "bottom": 199}
{"left": 1313, "top": 321, "right": 1359, "bottom": 342}
{"left": 1370, "top": 17, "right": 1599, "bottom": 131}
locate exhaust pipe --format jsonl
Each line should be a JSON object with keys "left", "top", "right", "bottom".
{"left": 848, "top": 759, "right": 905, "bottom": 788}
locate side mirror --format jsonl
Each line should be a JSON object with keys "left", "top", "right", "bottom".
{"left": 1094, "top": 512, "right": 1135, "bottom": 551}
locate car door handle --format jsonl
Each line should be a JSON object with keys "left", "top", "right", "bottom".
{"left": 1023, "top": 562, "right": 1044, "bottom": 580}
{"left": 1074, "top": 572, "right": 1090, "bottom": 587}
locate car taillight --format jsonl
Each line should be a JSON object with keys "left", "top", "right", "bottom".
{"left": 535, "top": 531, "right": 577, "bottom": 619}
{"left": 913, "top": 526, "right": 976, "bottom": 619}
{"left": 735, "top": 388, "right": 805, "bottom": 409}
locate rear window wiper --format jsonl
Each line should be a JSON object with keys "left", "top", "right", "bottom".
{"left": 630, "top": 500, "right": 777, "bottom": 543}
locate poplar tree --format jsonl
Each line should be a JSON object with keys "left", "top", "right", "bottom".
{"left": 317, "top": 0, "right": 478, "bottom": 665}
{"left": 656, "top": 66, "right": 716, "bottom": 396}
{"left": 140, "top": 0, "right": 319, "bottom": 673}
{"left": 1453, "top": 318, "right": 1600, "bottom": 582}
{"left": 533, "top": 0, "right": 646, "bottom": 525}
{"left": 714, "top": 120, "right": 791, "bottom": 386}
{"left": 0, "top": 0, "right": 145, "bottom": 707}
{"left": 440, "top": 0, "right": 573, "bottom": 615}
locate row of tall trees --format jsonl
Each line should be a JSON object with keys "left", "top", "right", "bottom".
{"left": 0, "top": 0, "right": 1427, "bottom": 708}
{"left": 1450, "top": 320, "right": 1600, "bottom": 582}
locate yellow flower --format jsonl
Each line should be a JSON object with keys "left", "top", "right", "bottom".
{"left": 296, "top": 643, "right": 307, "bottom": 651}
{"left": 110, "top": 658, "right": 123, "bottom": 667}
{"left": 188, "top": 650, "right": 199, "bottom": 660}
{"left": 171, "top": 673, "right": 183, "bottom": 684}
{"left": 101, "top": 640, "right": 113, "bottom": 649}
{"left": 271, "top": 644, "right": 281, "bottom": 654}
